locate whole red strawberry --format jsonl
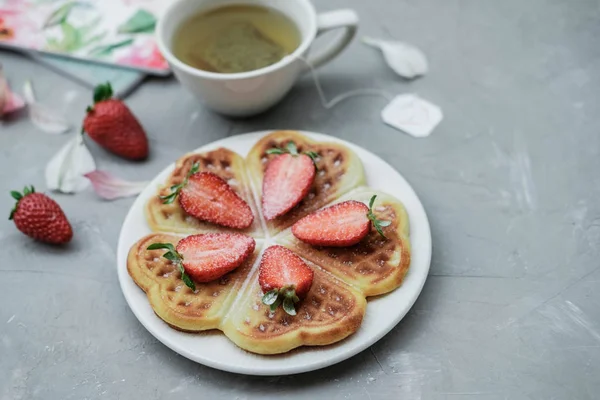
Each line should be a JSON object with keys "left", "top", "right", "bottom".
{"left": 262, "top": 141, "right": 318, "bottom": 220}
{"left": 83, "top": 82, "right": 149, "bottom": 160}
{"left": 9, "top": 186, "right": 73, "bottom": 244}
{"left": 259, "top": 245, "right": 314, "bottom": 316}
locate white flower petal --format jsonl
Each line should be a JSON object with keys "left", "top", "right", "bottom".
{"left": 84, "top": 170, "right": 148, "bottom": 200}
{"left": 363, "top": 37, "right": 428, "bottom": 79}
{"left": 23, "top": 80, "right": 71, "bottom": 134}
{"left": 46, "top": 134, "right": 96, "bottom": 193}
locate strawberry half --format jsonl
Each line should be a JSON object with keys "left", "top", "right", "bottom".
{"left": 147, "top": 233, "right": 255, "bottom": 289}
{"left": 292, "top": 195, "right": 392, "bottom": 247}
{"left": 180, "top": 172, "right": 254, "bottom": 229}
{"left": 83, "top": 82, "right": 149, "bottom": 160}
{"left": 160, "top": 162, "right": 254, "bottom": 229}
{"left": 9, "top": 186, "right": 73, "bottom": 244}
{"left": 259, "top": 245, "right": 314, "bottom": 316}
{"left": 262, "top": 141, "right": 318, "bottom": 220}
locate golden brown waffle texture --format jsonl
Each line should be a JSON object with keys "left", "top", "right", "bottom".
{"left": 128, "top": 131, "right": 411, "bottom": 354}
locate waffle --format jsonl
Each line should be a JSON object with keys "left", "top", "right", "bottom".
{"left": 221, "top": 259, "right": 366, "bottom": 355}
{"left": 278, "top": 187, "right": 411, "bottom": 297}
{"left": 127, "top": 233, "right": 263, "bottom": 332}
{"left": 145, "top": 148, "right": 264, "bottom": 237}
{"left": 129, "top": 131, "right": 413, "bottom": 355}
{"left": 245, "top": 131, "right": 366, "bottom": 236}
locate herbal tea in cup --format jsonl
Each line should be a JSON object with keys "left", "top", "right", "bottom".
{"left": 172, "top": 5, "right": 302, "bottom": 74}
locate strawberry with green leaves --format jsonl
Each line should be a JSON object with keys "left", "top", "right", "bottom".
{"left": 148, "top": 233, "right": 256, "bottom": 291}
{"left": 262, "top": 141, "right": 318, "bottom": 220}
{"left": 160, "top": 161, "right": 254, "bottom": 229}
{"left": 292, "top": 195, "right": 391, "bottom": 247}
{"left": 9, "top": 186, "right": 73, "bottom": 244}
{"left": 259, "top": 245, "right": 314, "bottom": 316}
{"left": 83, "top": 82, "right": 149, "bottom": 160}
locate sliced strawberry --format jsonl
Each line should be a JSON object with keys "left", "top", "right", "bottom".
{"left": 292, "top": 195, "right": 392, "bottom": 247}
{"left": 262, "top": 153, "right": 316, "bottom": 220}
{"left": 259, "top": 245, "right": 314, "bottom": 316}
{"left": 148, "top": 233, "right": 255, "bottom": 289}
{"left": 179, "top": 172, "right": 254, "bottom": 229}
{"left": 292, "top": 200, "right": 370, "bottom": 247}
{"left": 177, "top": 233, "right": 256, "bottom": 283}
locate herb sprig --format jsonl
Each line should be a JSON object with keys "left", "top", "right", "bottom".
{"left": 367, "top": 195, "right": 391, "bottom": 238}
{"left": 146, "top": 243, "right": 196, "bottom": 291}
{"left": 159, "top": 161, "right": 200, "bottom": 204}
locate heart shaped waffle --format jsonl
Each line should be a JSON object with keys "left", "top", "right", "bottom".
{"left": 130, "top": 131, "right": 411, "bottom": 354}
{"left": 245, "top": 130, "right": 366, "bottom": 236}
{"left": 145, "top": 148, "right": 264, "bottom": 237}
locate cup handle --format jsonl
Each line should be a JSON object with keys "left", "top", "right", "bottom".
{"left": 305, "top": 9, "right": 359, "bottom": 69}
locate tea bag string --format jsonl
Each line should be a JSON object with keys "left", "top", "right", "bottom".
{"left": 298, "top": 56, "right": 393, "bottom": 109}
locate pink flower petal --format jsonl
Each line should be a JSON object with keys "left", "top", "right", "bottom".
{"left": 84, "top": 170, "right": 148, "bottom": 200}
{"left": 0, "top": 69, "right": 25, "bottom": 117}
{"left": 4, "top": 89, "right": 25, "bottom": 114}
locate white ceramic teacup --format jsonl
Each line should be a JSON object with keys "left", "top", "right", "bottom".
{"left": 156, "top": 0, "right": 358, "bottom": 117}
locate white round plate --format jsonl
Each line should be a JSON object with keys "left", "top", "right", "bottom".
{"left": 117, "top": 131, "right": 432, "bottom": 376}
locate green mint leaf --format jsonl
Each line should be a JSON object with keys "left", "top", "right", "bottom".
{"left": 9, "top": 208, "right": 16, "bottom": 220}
{"left": 10, "top": 191, "right": 22, "bottom": 201}
{"left": 262, "top": 290, "right": 279, "bottom": 306}
{"left": 304, "top": 151, "right": 319, "bottom": 170}
{"left": 372, "top": 219, "right": 387, "bottom": 239}
{"left": 189, "top": 161, "right": 200, "bottom": 176}
{"left": 266, "top": 148, "right": 286, "bottom": 155}
{"left": 159, "top": 191, "right": 178, "bottom": 204}
{"left": 366, "top": 195, "right": 390, "bottom": 238}
{"left": 286, "top": 141, "right": 298, "bottom": 155}
{"left": 369, "top": 195, "right": 377, "bottom": 210}
{"left": 181, "top": 273, "right": 196, "bottom": 291}
{"left": 146, "top": 243, "right": 175, "bottom": 251}
{"left": 176, "top": 262, "right": 195, "bottom": 291}
{"left": 304, "top": 151, "right": 319, "bottom": 160}
{"left": 117, "top": 9, "right": 157, "bottom": 34}
{"left": 282, "top": 296, "right": 297, "bottom": 316}
{"left": 163, "top": 252, "right": 181, "bottom": 262}
{"left": 169, "top": 162, "right": 200, "bottom": 200}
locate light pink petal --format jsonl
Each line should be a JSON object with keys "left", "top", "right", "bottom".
{"left": 0, "top": 69, "right": 25, "bottom": 117}
{"left": 4, "top": 89, "right": 25, "bottom": 114}
{"left": 84, "top": 170, "right": 148, "bottom": 200}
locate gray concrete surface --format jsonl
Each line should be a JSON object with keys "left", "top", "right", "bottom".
{"left": 2, "top": 0, "right": 600, "bottom": 399}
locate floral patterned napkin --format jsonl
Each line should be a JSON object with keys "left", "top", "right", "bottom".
{"left": 0, "top": 0, "right": 169, "bottom": 76}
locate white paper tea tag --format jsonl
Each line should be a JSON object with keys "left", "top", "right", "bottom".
{"left": 381, "top": 94, "right": 443, "bottom": 138}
